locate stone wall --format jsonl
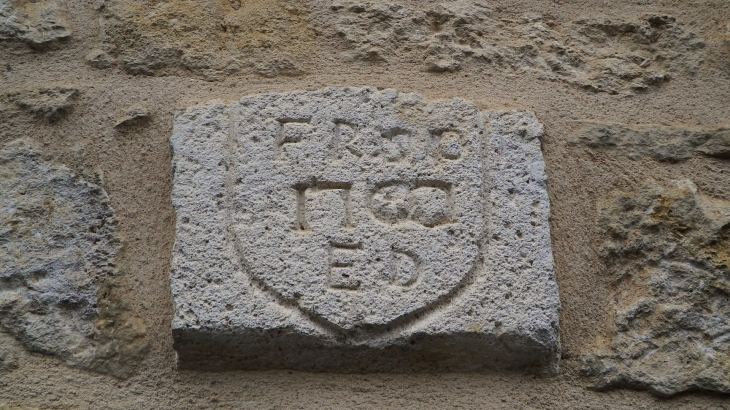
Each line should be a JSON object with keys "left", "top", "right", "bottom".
{"left": 1, "top": 0, "right": 730, "bottom": 408}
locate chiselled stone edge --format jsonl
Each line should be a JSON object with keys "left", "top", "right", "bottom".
{"left": 480, "top": 109, "right": 560, "bottom": 373}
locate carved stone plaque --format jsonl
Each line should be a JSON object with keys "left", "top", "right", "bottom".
{"left": 170, "top": 87, "right": 560, "bottom": 372}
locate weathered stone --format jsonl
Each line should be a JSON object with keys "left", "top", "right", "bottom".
{"left": 0, "top": 0, "right": 70, "bottom": 49}
{"left": 0, "top": 333, "right": 19, "bottom": 373}
{"left": 328, "top": 2, "right": 704, "bottom": 94}
{"left": 84, "top": 49, "right": 115, "bottom": 69}
{"left": 0, "top": 139, "right": 147, "bottom": 378}
{"left": 95, "top": 0, "right": 314, "bottom": 79}
{"left": 568, "top": 121, "right": 730, "bottom": 161}
{"left": 114, "top": 107, "right": 151, "bottom": 128}
{"left": 9, "top": 87, "right": 78, "bottom": 122}
{"left": 170, "top": 87, "right": 560, "bottom": 372}
{"left": 582, "top": 179, "right": 730, "bottom": 396}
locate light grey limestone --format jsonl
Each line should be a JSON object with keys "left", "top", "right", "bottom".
{"left": 568, "top": 121, "right": 730, "bottom": 162}
{"left": 170, "top": 87, "right": 559, "bottom": 372}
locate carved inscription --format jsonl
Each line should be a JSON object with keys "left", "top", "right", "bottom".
{"left": 438, "top": 131, "right": 462, "bottom": 160}
{"left": 334, "top": 121, "right": 362, "bottom": 159}
{"left": 275, "top": 118, "right": 311, "bottom": 159}
{"left": 171, "top": 89, "right": 560, "bottom": 370}
{"left": 293, "top": 181, "right": 353, "bottom": 231}
{"left": 390, "top": 250, "right": 420, "bottom": 287}
{"left": 292, "top": 180, "right": 444, "bottom": 290}
{"left": 294, "top": 180, "right": 453, "bottom": 230}
{"left": 381, "top": 128, "right": 410, "bottom": 162}
{"left": 370, "top": 182, "right": 453, "bottom": 227}
{"left": 329, "top": 241, "right": 363, "bottom": 290}
{"left": 231, "top": 89, "right": 484, "bottom": 330}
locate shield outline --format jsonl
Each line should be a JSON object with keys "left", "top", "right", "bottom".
{"left": 225, "top": 90, "right": 485, "bottom": 334}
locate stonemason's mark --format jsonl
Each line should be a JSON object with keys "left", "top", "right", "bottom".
{"left": 289, "top": 177, "right": 437, "bottom": 292}
{"left": 274, "top": 116, "right": 470, "bottom": 164}
{"left": 390, "top": 249, "right": 420, "bottom": 287}
{"left": 370, "top": 181, "right": 454, "bottom": 227}
{"left": 334, "top": 121, "right": 363, "bottom": 158}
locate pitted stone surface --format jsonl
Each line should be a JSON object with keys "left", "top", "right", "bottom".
{"left": 0, "top": 139, "right": 147, "bottom": 378}
{"left": 0, "top": 0, "right": 71, "bottom": 49}
{"left": 231, "top": 89, "right": 483, "bottom": 330}
{"left": 170, "top": 87, "right": 559, "bottom": 372}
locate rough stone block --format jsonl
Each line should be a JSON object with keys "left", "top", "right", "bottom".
{"left": 582, "top": 179, "right": 730, "bottom": 396}
{"left": 169, "top": 87, "right": 560, "bottom": 372}
{"left": 0, "top": 139, "right": 147, "bottom": 378}
{"left": 0, "top": 0, "right": 71, "bottom": 49}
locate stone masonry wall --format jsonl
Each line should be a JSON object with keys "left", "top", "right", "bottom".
{"left": 1, "top": 0, "right": 730, "bottom": 408}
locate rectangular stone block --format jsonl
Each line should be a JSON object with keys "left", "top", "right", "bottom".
{"left": 169, "top": 87, "right": 560, "bottom": 372}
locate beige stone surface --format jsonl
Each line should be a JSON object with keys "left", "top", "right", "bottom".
{"left": 568, "top": 121, "right": 730, "bottom": 161}
{"left": 326, "top": 2, "right": 705, "bottom": 94}
{"left": 0, "top": 0, "right": 71, "bottom": 49}
{"left": 0, "top": 139, "right": 148, "bottom": 378}
{"left": 94, "top": 0, "right": 315, "bottom": 79}
{"left": 1, "top": 0, "right": 730, "bottom": 408}
{"left": 582, "top": 179, "right": 730, "bottom": 396}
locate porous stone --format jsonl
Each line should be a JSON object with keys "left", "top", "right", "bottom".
{"left": 0, "top": 0, "right": 71, "bottom": 49}
{"left": 0, "top": 139, "right": 147, "bottom": 378}
{"left": 0, "top": 333, "right": 19, "bottom": 373}
{"left": 8, "top": 87, "right": 78, "bottom": 122}
{"left": 568, "top": 121, "right": 730, "bottom": 161}
{"left": 114, "top": 107, "right": 151, "bottom": 128}
{"left": 582, "top": 179, "right": 730, "bottom": 396}
{"left": 170, "top": 87, "right": 560, "bottom": 372}
{"left": 328, "top": 2, "right": 704, "bottom": 94}
{"left": 95, "top": 0, "right": 314, "bottom": 79}
{"left": 84, "top": 49, "right": 115, "bottom": 69}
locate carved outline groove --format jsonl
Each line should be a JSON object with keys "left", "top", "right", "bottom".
{"left": 224, "top": 105, "right": 484, "bottom": 341}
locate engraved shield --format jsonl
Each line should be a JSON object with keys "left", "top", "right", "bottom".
{"left": 229, "top": 89, "right": 483, "bottom": 330}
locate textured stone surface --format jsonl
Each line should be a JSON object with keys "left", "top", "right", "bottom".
{"left": 95, "top": 0, "right": 314, "bottom": 79}
{"left": 568, "top": 121, "right": 730, "bottom": 161}
{"left": 114, "top": 106, "right": 151, "bottom": 128}
{"left": 0, "top": 139, "right": 147, "bottom": 378}
{"left": 170, "top": 87, "right": 559, "bottom": 372}
{"left": 582, "top": 179, "right": 730, "bottom": 396}
{"left": 0, "top": 333, "right": 19, "bottom": 373}
{"left": 0, "top": 0, "right": 70, "bottom": 49}
{"left": 8, "top": 87, "right": 78, "bottom": 122}
{"left": 328, "top": 2, "right": 704, "bottom": 94}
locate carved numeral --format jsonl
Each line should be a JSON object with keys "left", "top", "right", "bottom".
{"left": 370, "top": 181, "right": 454, "bottom": 227}
{"left": 292, "top": 181, "right": 353, "bottom": 231}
